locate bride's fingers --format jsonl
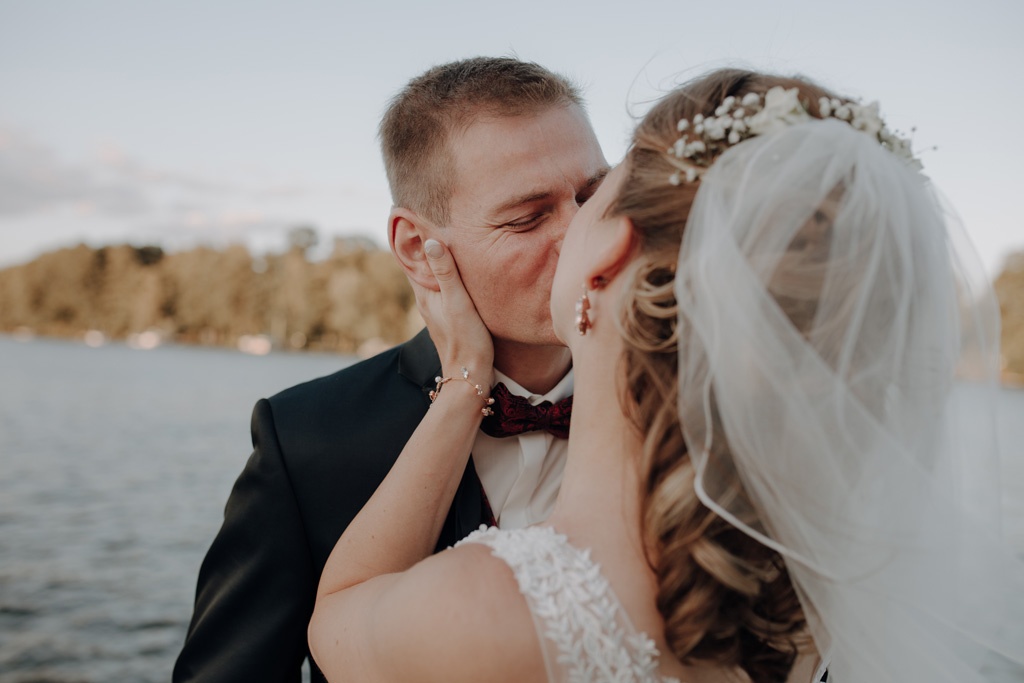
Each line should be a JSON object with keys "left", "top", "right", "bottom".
{"left": 421, "top": 238, "right": 493, "bottom": 373}
{"left": 423, "top": 239, "right": 472, "bottom": 312}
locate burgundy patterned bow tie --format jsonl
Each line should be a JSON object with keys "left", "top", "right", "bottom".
{"left": 480, "top": 383, "right": 573, "bottom": 439}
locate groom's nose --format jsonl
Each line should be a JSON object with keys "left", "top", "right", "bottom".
{"left": 550, "top": 203, "right": 581, "bottom": 257}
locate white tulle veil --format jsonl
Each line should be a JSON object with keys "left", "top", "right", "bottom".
{"left": 674, "top": 119, "right": 1024, "bottom": 682}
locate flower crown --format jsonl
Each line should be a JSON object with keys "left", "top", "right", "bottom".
{"left": 666, "top": 86, "right": 919, "bottom": 185}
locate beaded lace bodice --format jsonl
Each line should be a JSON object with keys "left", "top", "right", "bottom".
{"left": 456, "top": 525, "right": 681, "bottom": 683}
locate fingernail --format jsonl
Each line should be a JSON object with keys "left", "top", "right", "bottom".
{"left": 424, "top": 239, "right": 443, "bottom": 259}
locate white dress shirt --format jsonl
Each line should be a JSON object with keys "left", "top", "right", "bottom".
{"left": 471, "top": 369, "right": 573, "bottom": 529}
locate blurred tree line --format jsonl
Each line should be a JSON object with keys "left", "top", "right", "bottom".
{"left": 0, "top": 228, "right": 423, "bottom": 355}
{"left": 1, "top": 234, "right": 1022, "bottom": 380}
{"left": 995, "top": 251, "right": 1024, "bottom": 383}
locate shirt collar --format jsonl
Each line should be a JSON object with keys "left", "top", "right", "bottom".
{"left": 493, "top": 367, "right": 574, "bottom": 406}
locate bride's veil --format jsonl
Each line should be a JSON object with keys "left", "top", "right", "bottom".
{"left": 674, "top": 119, "right": 1024, "bottom": 682}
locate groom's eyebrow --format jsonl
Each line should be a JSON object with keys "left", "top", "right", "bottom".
{"left": 492, "top": 168, "right": 610, "bottom": 216}
{"left": 494, "top": 190, "right": 552, "bottom": 215}
{"left": 579, "top": 167, "right": 610, "bottom": 196}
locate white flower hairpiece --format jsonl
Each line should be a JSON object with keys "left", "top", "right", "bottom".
{"left": 666, "top": 86, "right": 920, "bottom": 186}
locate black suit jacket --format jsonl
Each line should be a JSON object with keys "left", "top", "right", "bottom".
{"left": 173, "top": 329, "right": 487, "bottom": 682}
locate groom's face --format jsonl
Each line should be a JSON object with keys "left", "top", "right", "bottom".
{"left": 439, "top": 104, "right": 608, "bottom": 348}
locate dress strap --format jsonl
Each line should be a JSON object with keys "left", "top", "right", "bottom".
{"left": 457, "top": 525, "right": 679, "bottom": 683}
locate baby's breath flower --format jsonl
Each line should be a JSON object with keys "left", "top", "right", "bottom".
{"left": 715, "top": 98, "right": 736, "bottom": 117}
{"left": 705, "top": 118, "right": 727, "bottom": 141}
{"left": 663, "top": 85, "right": 921, "bottom": 186}
{"left": 747, "top": 86, "right": 811, "bottom": 136}
{"left": 850, "top": 101, "right": 883, "bottom": 136}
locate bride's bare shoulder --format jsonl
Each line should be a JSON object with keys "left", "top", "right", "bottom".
{"left": 356, "top": 542, "right": 546, "bottom": 683}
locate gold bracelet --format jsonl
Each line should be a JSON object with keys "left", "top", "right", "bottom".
{"left": 429, "top": 367, "right": 495, "bottom": 417}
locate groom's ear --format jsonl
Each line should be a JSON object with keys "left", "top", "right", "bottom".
{"left": 586, "top": 215, "right": 637, "bottom": 289}
{"left": 388, "top": 207, "right": 440, "bottom": 291}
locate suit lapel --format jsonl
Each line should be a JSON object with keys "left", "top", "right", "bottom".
{"left": 398, "top": 328, "right": 441, "bottom": 394}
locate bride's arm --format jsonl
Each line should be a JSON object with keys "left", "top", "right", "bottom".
{"left": 313, "top": 237, "right": 493, "bottom": 597}
{"left": 310, "top": 543, "right": 546, "bottom": 682}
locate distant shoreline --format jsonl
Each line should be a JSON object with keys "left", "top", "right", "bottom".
{"left": 0, "top": 241, "right": 421, "bottom": 358}
{"left": 7, "top": 330, "right": 1024, "bottom": 391}
{"left": 1, "top": 328, "right": 378, "bottom": 361}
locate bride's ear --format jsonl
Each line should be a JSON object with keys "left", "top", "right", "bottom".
{"left": 585, "top": 216, "right": 636, "bottom": 289}
{"left": 388, "top": 207, "right": 440, "bottom": 291}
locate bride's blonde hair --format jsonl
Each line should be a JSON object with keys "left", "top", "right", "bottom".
{"left": 610, "top": 68, "right": 841, "bottom": 683}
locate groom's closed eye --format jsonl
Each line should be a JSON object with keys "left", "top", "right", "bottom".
{"left": 490, "top": 168, "right": 609, "bottom": 230}
{"left": 502, "top": 213, "right": 548, "bottom": 231}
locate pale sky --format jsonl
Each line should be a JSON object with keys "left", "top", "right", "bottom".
{"left": 1, "top": 0, "right": 1021, "bottom": 274}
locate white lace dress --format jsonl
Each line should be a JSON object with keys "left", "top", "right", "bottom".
{"left": 456, "top": 525, "right": 682, "bottom": 683}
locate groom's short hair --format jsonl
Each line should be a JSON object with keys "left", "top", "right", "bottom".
{"left": 379, "top": 56, "right": 583, "bottom": 225}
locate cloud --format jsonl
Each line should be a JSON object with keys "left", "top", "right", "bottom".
{"left": 0, "top": 127, "right": 367, "bottom": 225}
{"left": 92, "top": 140, "right": 236, "bottom": 196}
{"left": 0, "top": 127, "right": 297, "bottom": 220}
{"left": 0, "top": 126, "right": 389, "bottom": 265}
{"left": 0, "top": 127, "right": 152, "bottom": 216}
{"left": 144, "top": 203, "right": 296, "bottom": 240}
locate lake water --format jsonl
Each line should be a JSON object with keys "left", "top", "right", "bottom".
{"left": 0, "top": 336, "right": 351, "bottom": 682}
{"left": 1, "top": 335, "right": 1022, "bottom": 682}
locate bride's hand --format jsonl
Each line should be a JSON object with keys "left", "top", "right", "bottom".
{"left": 415, "top": 238, "right": 494, "bottom": 388}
